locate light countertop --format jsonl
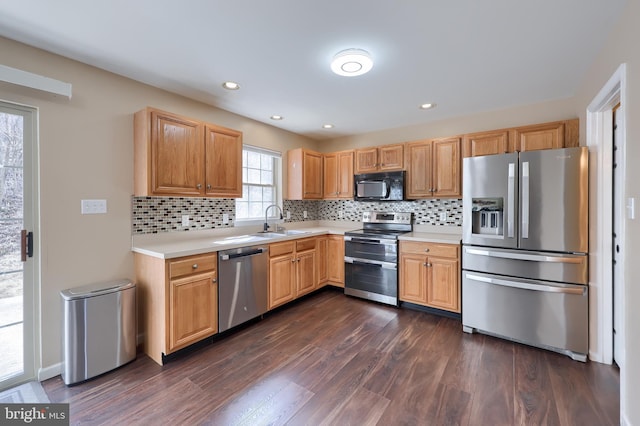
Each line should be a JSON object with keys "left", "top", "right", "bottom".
{"left": 132, "top": 221, "right": 462, "bottom": 259}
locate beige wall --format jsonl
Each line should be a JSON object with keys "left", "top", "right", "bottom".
{"left": 320, "top": 97, "right": 578, "bottom": 152}
{"left": 573, "top": 0, "right": 639, "bottom": 424}
{"left": 0, "top": 36, "right": 316, "bottom": 371}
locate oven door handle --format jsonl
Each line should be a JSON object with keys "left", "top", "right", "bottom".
{"left": 344, "top": 256, "right": 397, "bottom": 270}
{"left": 344, "top": 236, "right": 397, "bottom": 246}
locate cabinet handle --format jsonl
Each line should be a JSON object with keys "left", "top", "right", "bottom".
{"left": 212, "top": 278, "right": 217, "bottom": 283}
{"left": 206, "top": 184, "right": 212, "bottom": 190}
{"left": 424, "top": 248, "right": 430, "bottom": 253}
{"left": 192, "top": 264, "right": 198, "bottom": 269}
{"left": 196, "top": 184, "right": 202, "bottom": 189}
{"left": 291, "top": 259, "right": 296, "bottom": 263}
{"left": 423, "top": 262, "right": 432, "bottom": 267}
{"left": 297, "top": 258, "right": 301, "bottom": 262}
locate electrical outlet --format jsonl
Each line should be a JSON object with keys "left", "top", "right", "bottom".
{"left": 182, "top": 215, "right": 189, "bottom": 227}
{"left": 222, "top": 213, "right": 229, "bottom": 224}
{"left": 439, "top": 212, "right": 447, "bottom": 221}
{"left": 81, "top": 199, "right": 107, "bottom": 214}
{"left": 338, "top": 210, "right": 344, "bottom": 219}
{"left": 303, "top": 210, "right": 308, "bottom": 219}
{"left": 286, "top": 211, "right": 291, "bottom": 220}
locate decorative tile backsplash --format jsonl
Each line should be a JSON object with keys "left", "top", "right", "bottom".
{"left": 133, "top": 197, "right": 235, "bottom": 234}
{"left": 133, "top": 196, "right": 462, "bottom": 234}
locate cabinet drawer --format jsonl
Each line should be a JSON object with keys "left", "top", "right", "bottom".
{"left": 270, "top": 241, "right": 295, "bottom": 257}
{"left": 296, "top": 238, "right": 317, "bottom": 252}
{"left": 169, "top": 253, "right": 217, "bottom": 279}
{"left": 400, "top": 241, "right": 459, "bottom": 258}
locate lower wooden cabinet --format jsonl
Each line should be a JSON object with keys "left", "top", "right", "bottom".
{"left": 327, "top": 235, "right": 345, "bottom": 287}
{"left": 399, "top": 241, "right": 460, "bottom": 313}
{"left": 135, "top": 252, "right": 218, "bottom": 365}
{"left": 268, "top": 238, "right": 317, "bottom": 309}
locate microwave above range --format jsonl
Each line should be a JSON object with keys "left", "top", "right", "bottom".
{"left": 354, "top": 170, "right": 405, "bottom": 201}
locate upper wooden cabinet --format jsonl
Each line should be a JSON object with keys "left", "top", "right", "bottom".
{"left": 355, "top": 143, "right": 404, "bottom": 174}
{"left": 511, "top": 119, "right": 579, "bottom": 152}
{"left": 405, "top": 137, "right": 461, "bottom": 199}
{"left": 134, "top": 107, "right": 242, "bottom": 198}
{"left": 462, "top": 130, "right": 509, "bottom": 158}
{"left": 287, "top": 148, "right": 323, "bottom": 199}
{"left": 323, "top": 150, "right": 354, "bottom": 199}
{"left": 204, "top": 125, "right": 243, "bottom": 197}
{"left": 462, "top": 118, "right": 579, "bottom": 158}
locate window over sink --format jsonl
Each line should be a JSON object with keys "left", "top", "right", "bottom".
{"left": 235, "top": 145, "right": 282, "bottom": 222}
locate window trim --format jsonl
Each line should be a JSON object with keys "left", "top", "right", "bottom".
{"left": 235, "top": 144, "right": 283, "bottom": 226}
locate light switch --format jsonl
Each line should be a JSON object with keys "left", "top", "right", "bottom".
{"left": 286, "top": 211, "right": 291, "bottom": 220}
{"left": 303, "top": 210, "right": 308, "bottom": 219}
{"left": 439, "top": 212, "right": 447, "bottom": 221}
{"left": 81, "top": 199, "right": 107, "bottom": 214}
{"left": 182, "top": 215, "right": 189, "bottom": 227}
{"left": 222, "top": 213, "right": 229, "bottom": 224}
{"left": 627, "top": 197, "right": 636, "bottom": 220}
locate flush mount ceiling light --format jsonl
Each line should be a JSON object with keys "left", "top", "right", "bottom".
{"left": 330, "top": 49, "right": 373, "bottom": 77}
{"left": 270, "top": 115, "right": 284, "bottom": 120}
{"left": 419, "top": 103, "right": 436, "bottom": 110}
{"left": 222, "top": 81, "right": 240, "bottom": 90}
{"left": 322, "top": 124, "right": 334, "bottom": 129}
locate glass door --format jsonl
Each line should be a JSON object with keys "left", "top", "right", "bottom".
{"left": 0, "top": 101, "right": 37, "bottom": 390}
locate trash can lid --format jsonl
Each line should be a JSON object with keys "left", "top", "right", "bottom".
{"left": 60, "top": 279, "right": 134, "bottom": 300}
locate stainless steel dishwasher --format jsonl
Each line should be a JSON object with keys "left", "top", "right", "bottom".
{"left": 218, "top": 245, "right": 269, "bottom": 332}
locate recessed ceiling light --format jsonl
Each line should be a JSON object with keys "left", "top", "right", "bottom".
{"left": 419, "top": 103, "right": 436, "bottom": 110}
{"left": 222, "top": 81, "right": 240, "bottom": 90}
{"left": 270, "top": 115, "right": 284, "bottom": 120}
{"left": 331, "top": 49, "right": 373, "bottom": 77}
{"left": 322, "top": 124, "right": 334, "bottom": 129}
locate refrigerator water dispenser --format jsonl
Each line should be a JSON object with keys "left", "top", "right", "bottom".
{"left": 471, "top": 198, "right": 504, "bottom": 236}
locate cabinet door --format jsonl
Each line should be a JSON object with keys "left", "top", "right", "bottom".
{"left": 379, "top": 144, "right": 404, "bottom": 171}
{"left": 303, "top": 150, "right": 323, "bottom": 199}
{"left": 462, "top": 130, "right": 509, "bottom": 157}
{"left": 355, "top": 147, "right": 379, "bottom": 174}
{"left": 327, "top": 235, "right": 345, "bottom": 286}
{"left": 337, "top": 150, "right": 354, "bottom": 198}
{"left": 296, "top": 250, "right": 317, "bottom": 297}
{"left": 323, "top": 153, "right": 339, "bottom": 199}
{"left": 399, "top": 253, "right": 428, "bottom": 304}
{"left": 405, "top": 140, "right": 432, "bottom": 199}
{"left": 512, "top": 122, "right": 564, "bottom": 152}
{"left": 317, "top": 236, "right": 328, "bottom": 285}
{"left": 151, "top": 111, "right": 204, "bottom": 196}
{"left": 205, "top": 126, "right": 242, "bottom": 197}
{"left": 433, "top": 137, "right": 461, "bottom": 197}
{"left": 427, "top": 257, "right": 460, "bottom": 313}
{"left": 168, "top": 272, "right": 217, "bottom": 352}
{"left": 269, "top": 255, "right": 296, "bottom": 309}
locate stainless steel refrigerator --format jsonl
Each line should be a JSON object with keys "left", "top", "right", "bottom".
{"left": 462, "top": 146, "right": 589, "bottom": 361}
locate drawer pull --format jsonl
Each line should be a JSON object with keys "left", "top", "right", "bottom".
{"left": 424, "top": 248, "right": 430, "bottom": 252}
{"left": 192, "top": 264, "right": 198, "bottom": 269}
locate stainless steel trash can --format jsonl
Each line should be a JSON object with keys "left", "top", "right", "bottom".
{"left": 61, "top": 279, "right": 136, "bottom": 385}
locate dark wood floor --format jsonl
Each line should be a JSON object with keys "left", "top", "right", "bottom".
{"left": 42, "top": 289, "right": 619, "bottom": 425}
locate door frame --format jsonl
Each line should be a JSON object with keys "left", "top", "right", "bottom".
{"left": 0, "top": 100, "right": 40, "bottom": 389}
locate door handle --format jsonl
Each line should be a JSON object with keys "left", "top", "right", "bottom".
{"left": 464, "top": 247, "right": 585, "bottom": 264}
{"left": 521, "top": 161, "right": 530, "bottom": 239}
{"left": 21, "top": 230, "right": 33, "bottom": 262}
{"left": 464, "top": 273, "right": 586, "bottom": 295}
{"left": 507, "top": 162, "right": 515, "bottom": 238}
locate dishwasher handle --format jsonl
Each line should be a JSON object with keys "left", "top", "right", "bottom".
{"left": 220, "top": 247, "right": 267, "bottom": 261}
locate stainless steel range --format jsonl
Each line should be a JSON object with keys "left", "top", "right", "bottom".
{"left": 344, "top": 211, "right": 412, "bottom": 306}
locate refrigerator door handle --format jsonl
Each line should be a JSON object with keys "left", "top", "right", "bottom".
{"left": 507, "top": 163, "right": 515, "bottom": 238}
{"left": 521, "top": 161, "right": 530, "bottom": 239}
{"left": 464, "top": 247, "right": 585, "bottom": 264}
{"left": 464, "top": 273, "right": 586, "bottom": 295}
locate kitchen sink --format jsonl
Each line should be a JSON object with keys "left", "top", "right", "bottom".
{"left": 213, "top": 234, "right": 270, "bottom": 245}
{"left": 251, "top": 230, "right": 311, "bottom": 238}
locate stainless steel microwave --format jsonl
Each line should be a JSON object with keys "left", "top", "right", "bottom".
{"left": 354, "top": 171, "right": 405, "bottom": 201}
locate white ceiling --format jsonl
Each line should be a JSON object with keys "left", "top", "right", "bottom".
{"left": 0, "top": 0, "right": 627, "bottom": 140}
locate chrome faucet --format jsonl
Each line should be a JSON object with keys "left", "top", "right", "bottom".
{"left": 264, "top": 204, "right": 284, "bottom": 232}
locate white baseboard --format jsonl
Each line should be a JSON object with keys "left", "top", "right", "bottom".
{"left": 38, "top": 363, "right": 62, "bottom": 381}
